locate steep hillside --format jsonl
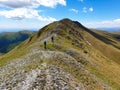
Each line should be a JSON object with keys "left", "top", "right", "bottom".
{"left": 92, "top": 30, "right": 120, "bottom": 48}
{"left": 111, "top": 32, "right": 120, "bottom": 41}
{"left": 0, "top": 30, "right": 34, "bottom": 53}
{"left": 0, "top": 18, "right": 120, "bottom": 90}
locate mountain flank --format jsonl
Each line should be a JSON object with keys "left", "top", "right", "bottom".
{"left": 0, "top": 18, "right": 120, "bottom": 90}
{"left": 0, "top": 30, "right": 34, "bottom": 53}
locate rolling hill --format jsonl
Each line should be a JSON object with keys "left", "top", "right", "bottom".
{"left": 0, "top": 18, "right": 120, "bottom": 90}
{"left": 0, "top": 30, "right": 34, "bottom": 53}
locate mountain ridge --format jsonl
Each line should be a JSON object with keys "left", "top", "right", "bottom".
{"left": 0, "top": 18, "right": 120, "bottom": 90}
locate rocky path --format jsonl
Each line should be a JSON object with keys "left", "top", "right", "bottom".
{"left": 0, "top": 48, "right": 111, "bottom": 90}
{"left": 0, "top": 49, "right": 83, "bottom": 90}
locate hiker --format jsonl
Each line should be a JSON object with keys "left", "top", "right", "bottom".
{"left": 51, "top": 36, "right": 54, "bottom": 43}
{"left": 44, "top": 41, "right": 47, "bottom": 49}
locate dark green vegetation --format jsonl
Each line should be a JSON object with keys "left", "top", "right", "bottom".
{"left": 0, "top": 30, "right": 34, "bottom": 53}
{"left": 0, "top": 18, "right": 120, "bottom": 90}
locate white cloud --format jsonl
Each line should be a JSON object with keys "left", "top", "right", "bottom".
{"left": 0, "top": 0, "right": 66, "bottom": 8}
{"left": 113, "top": 19, "right": 120, "bottom": 23}
{"left": 89, "top": 7, "right": 93, "bottom": 12}
{"left": 38, "top": 16, "right": 56, "bottom": 21}
{"left": 0, "top": 8, "right": 56, "bottom": 21}
{"left": 0, "top": 8, "right": 38, "bottom": 20}
{"left": 82, "top": 7, "right": 94, "bottom": 13}
{"left": 85, "top": 19, "right": 120, "bottom": 28}
{"left": 0, "top": 0, "right": 66, "bottom": 30}
{"left": 83, "top": 7, "right": 87, "bottom": 13}
{"left": 69, "top": 8, "right": 78, "bottom": 13}
{"left": 79, "top": 0, "right": 84, "bottom": 2}
{"left": 0, "top": 0, "right": 62, "bottom": 21}
{"left": 0, "top": 0, "right": 33, "bottom": 8}
{"left": 36, "top": 0, "right": 66, "bottom": 8}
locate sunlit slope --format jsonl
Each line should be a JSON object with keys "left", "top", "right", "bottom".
{"left": 0, "top": 18, "right": 120, "bottom": 90}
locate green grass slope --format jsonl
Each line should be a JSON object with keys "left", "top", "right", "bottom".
{"left": 0, "top": 30, "right": 34, "bottom": 53}
{"left": 0, "top": 18, "right": 120, "bottom": 90}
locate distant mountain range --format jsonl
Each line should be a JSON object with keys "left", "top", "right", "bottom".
{"left": 0, "top": 19, "right": 120, "bottom": 90}
{"left": 96, "top": 27, "right": 120, "bottom": 32}
{"left": 0, "top": 30, "right": 35, "bottom": 53}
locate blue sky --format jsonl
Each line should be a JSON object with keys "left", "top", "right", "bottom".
{"left": 0, "top": 0, "right": 120, "bottom": 31}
